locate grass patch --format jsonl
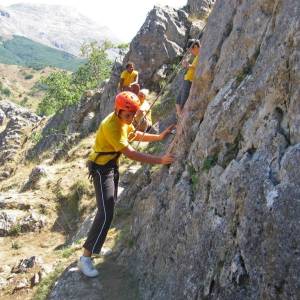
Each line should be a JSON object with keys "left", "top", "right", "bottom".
{"left": 11, "top": 240, "right": 22, "bottom": 249}
{"left": 188, "top": 165, "right": 199, "bottom": 191}
{"left": 57, "top": 246, "right": 76, "bottom": 259}
{"left": 32, "top": 266, "right": 64, "bottom": 300}
{"left": 30, "top": 130, "right": 43, "bottom": 144}
{"left": 53, "top": 179, "right": 91, "bottom": 231}
{"left": 0, "top": 35, "right": 84, "bottom": 71}
{"left": 202, "top": 154, "right": 218, "bottom": 171}
{"left": 8, "top": 224, "right": 22, "bottom": 236}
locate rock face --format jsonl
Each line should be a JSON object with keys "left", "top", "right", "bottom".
{"left": 119, "top": 0, "right": 300, "bottom": 299}
{"left": 0, "top": 100, "right": 41, "bottom": 180}
{"left": 188, "top": 0, "right": 216, "bottom": 18}
{"left": 124, "top": 5, "right": 190, "bottom": 87}
{"left": 0, "top": 192, "right": 47, "bottom": 236}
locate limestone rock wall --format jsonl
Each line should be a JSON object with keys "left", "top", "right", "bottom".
{"left": 188, "top": 0, "right": 216, "bottom": 19}
{"left": 126, "top": 0, "right": 300, "bottom": 299}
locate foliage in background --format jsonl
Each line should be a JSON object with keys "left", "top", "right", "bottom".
{"left": 37, "top": 41, "right": 113, "bottom": 116}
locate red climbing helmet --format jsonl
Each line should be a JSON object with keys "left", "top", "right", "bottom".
{"left": 115, "top": 91, "right": 140, "bottom": 113}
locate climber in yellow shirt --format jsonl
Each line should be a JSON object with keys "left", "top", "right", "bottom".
{"left": 176, "top": 39, "right": 201, "bottom": 117}
{"left": 119, "top": 62, "right": 140, "bottom": 95}
{"left": 78, "top": 91, "right": 175, "bottom": 278}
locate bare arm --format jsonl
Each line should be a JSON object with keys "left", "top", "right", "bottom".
{"left": 119, "top": 78, "right": 125, "bottom": 91}
{"left": 121, "top": 145, "right": 174, "bottom": 165}
{"left": 130, "top": 73, "right": 139, "bottom": 85}
{"left": 132, "top": 74, "right": 139, "bottom": 84}
{"left": 133, "top": 124, "right": 175, "bottom": 142}
{"left": 133, "top": 131, "right": 161, "bottom": 142}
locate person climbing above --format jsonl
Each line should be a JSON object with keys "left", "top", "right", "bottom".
{"left": 176, "top": 39, "right": 201, "bottom": 118}
{"left": 133, "top": 88, "right": 155, "bottom": 133}
{"left": 119, "top": 62, "right": 140, "bottom": 95}
{"left": 78, "top": 91, "right": 175, "bottom": 278}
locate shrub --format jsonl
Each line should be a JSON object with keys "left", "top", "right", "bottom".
{"left": 202, "top": 155, "right": 218, "bottom": 171}
{"left": 24, "top": 74, "right": 34, "bottom": 80}
{"left": 2, "top": 87, "right": 11, "bottom": 97}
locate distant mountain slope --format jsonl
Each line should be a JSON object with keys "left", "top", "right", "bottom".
{"left": 0, "top": 35, "right": 85, "bottom": 71}
{"left": 0, "top": 63, "right": 56, "bottom": 112}
{"left": 0, "top": 3, "right": 120, "bottom": 56}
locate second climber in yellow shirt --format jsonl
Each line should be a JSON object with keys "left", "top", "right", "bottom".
{"left": 119, "top": 62, "right": 140, "bottom": 95}
{"left": 176, "top": 39, "right": 201, "bottom": 117}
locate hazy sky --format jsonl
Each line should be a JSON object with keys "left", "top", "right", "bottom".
{"left": 1, "top": 0, "right": 187, "bottom": 41}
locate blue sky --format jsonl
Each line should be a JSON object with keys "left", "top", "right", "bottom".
{"left": 1, "top": 0, "right": 187, "bottom": 41}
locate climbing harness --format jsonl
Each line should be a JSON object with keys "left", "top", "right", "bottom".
{"left": 87, "top": 151, "right": 121, "bottom": 182}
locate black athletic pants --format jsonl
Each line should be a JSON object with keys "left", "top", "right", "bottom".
{"left": 83, "top": 161, "right": 119, "bottom": 254}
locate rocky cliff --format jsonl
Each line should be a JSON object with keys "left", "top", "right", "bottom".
{"left": 123, "top": 0, "right": 300, "bottom": 299}
{"left": 0, "top": 0, "right": 299, "bottom": 299}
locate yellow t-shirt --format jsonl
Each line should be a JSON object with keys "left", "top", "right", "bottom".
{"left": 120, "top": 70, "right": 138, "bottom": 87}
{"left": 88, "top": 112, "right": 135, "bottom": 165}
{"left": 184, "top": 55, "right": 199, "bottom": 81}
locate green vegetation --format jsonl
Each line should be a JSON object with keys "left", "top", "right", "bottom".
{"left": 30, "top": 131, "right": 43, "bottom": 144}
{"left": 0, "top": 81, "right": 11, "bottom": 97}
{"left": 32, "top": 266, "right": 64, "bottom": 300}
{"left": 11, "top": 240, "right": 22, "bottom": 250}
{"left": 8, "top": 224, "right": 22, "bottom": 236}
{"left": 188, "top": 164, "right": 199, "bottom": 191}
{"left": 57, "top": 246, "right": 76, "bottom": 259}
{"left": 54, "top": 179, "right": 91, "bottom": 231}
{"left": 37, "top": 41, "right": 113, "bottom": 116}
{"left": 24, "top": 74, "right": 34, "bottom": 80}
{"left": 0, "top": 35, "right": 84, "bottom": 71}
{"left": 202, "top": 154, "right": 218, "bottom": 171}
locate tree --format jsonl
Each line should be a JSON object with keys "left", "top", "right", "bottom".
{"left": 37, "top": 41, "right": 113, "bottom": 116}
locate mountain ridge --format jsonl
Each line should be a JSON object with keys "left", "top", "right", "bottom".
{"left": 0, "top": 3, "right": 120, "bottom": 56}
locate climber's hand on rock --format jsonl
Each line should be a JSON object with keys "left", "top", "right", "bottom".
{"left": 159, "top": 124, "right": 176, "bottom": 140}
{"left": 160, "top": 153, "right": 175, "bottom": 165}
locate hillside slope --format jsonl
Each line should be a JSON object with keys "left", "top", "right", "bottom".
{"left": 0, "top": 36, "right": 85, "bottom": 71}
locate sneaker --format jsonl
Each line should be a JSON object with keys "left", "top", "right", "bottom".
{"left": 77, "top": 256, "right": 99, "bottom": 278}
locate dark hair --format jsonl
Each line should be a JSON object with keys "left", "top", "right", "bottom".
{"left": 126, "top": 62, "right": 134, "bottom": 68}
{"left": 187, "top": 39, "right": 200, "bottom": 49}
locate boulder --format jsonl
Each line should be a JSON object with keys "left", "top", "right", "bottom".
{"left": 0, "top": 108, "right": 5, "bottom": 126}
{"left": 124, "top": 5, "right": 190, "bottom": 86}
{"left": 21, "top": 165, "right": 47, "bottom": 191}
{"left": 188, "top": 0, "right": 216, "bottom": 19}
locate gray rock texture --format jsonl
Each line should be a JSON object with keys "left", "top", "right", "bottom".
{"left": 116, "top": 0, "right": 300, "bottom": 299}
{"left": 0, "top": 100, "right": 41, "bottom": 180}
{"left": 124, "top": 5, "right": 190, "bottom": 87}
{"left": 188, "top": 0, "right": 216, "bottom": 19}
